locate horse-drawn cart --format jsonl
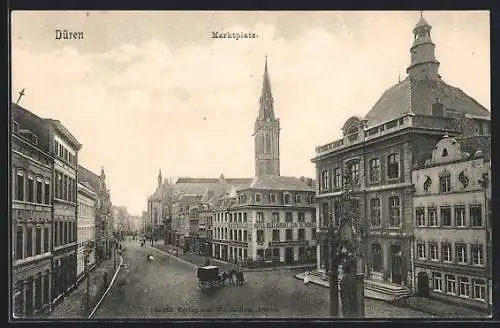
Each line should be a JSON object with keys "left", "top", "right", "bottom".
{"left": 197, "top": 265, "right": 222, "bottom": 289}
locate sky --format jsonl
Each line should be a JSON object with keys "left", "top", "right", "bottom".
{"left": 11, "top": 11, "right": 490, "bottom": 216}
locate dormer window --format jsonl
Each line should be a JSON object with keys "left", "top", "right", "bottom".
{"left": 284, "top": 193, "right": 291, "bottom": 205}
{"left": 347, "top": 125, "right": 359, "bottom": 142}
{"left": 254, "top": 193, "right": 261, "bottom": 203}
{"left": 295, "top": 194, "right": 301, "bottom": 203}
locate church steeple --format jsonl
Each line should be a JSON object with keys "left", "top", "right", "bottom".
{"left": 158, "top": 169, "right": 162, "bottom": 188}
{"left": 254, "top": 56, "right": 280, "bottom": 176}
{"left": 406, "top": 12, "right": 440, "bottom": 80}
{"left": 258, "top": 55, "right": 275, "bottom": 121}
{"left": 100, "top": 166, "right": 106, "bottom": 181}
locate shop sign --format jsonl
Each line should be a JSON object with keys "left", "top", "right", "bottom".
{"left": 268, "top": 241, "right": 309, "bottom": 247}
{"left": 254, "top": 221, "right": 315, "bottom": 229}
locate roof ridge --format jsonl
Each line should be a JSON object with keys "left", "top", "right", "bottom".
{"left": 440, "top": 80, "right": 490, "bottom": 113}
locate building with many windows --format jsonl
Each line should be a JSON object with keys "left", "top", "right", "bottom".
{"left": 77, "top": 165, "right": 113, "bottom": 263}
{"left": 11, "top": 113, "right": 53, "bottom": 316}
{"left": 12, "top": 103, "right": 83, "bottom": 311}
{"left": 311, "top": 14, "right": 490, "bottom": 297}
{"left": 211, "top": 176, "right": 316, "bottom": 265}
{"left": 47, "top": 118, "right": 82, "bottom": 304}
{"left": 412, "top": 135, "right": 491, "bottom": 310}
{"left": 76, "top": 181, "right": 97, "bottom": 278}
{"left": 210, "top": 58, "right": 317, "bottom": 266}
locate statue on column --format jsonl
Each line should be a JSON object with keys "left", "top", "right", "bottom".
{"left": 340, "top": 258, "right": 358, "bottom": 318}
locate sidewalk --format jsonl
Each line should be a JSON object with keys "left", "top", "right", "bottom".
{"left": 48, "top": 257, "right": 118, "bottom": 318}
{"left": 295, "top": 271, "right": 489, "bottom": 318}
{"left": 151, "top": 242, "right": 315, "bottom": 272}
{"left": 406, "top": 296, "right": 490, "bottom": 318}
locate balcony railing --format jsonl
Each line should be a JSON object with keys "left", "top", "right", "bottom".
{"left": 315, "top": 114, "right": 462, "bottom": 157}
{"left": 268, "top": 240, "right": 309, "bottom": 247}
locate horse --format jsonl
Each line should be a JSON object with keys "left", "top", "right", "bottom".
{"left": 220, "top": 271, "right": 233, "bottom": 285}
{"left": 229, "top": 269, "right": 237, "bottom": 283}
{"left": 235, "top": 271, "right": 245, "bottom": 285}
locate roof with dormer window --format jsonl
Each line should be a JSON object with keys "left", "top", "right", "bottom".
{"left": 237, "top": 175, "right": 314, "bottom": 192}
{"left": 363, "top": 77, "right": 490, "bottom": 127}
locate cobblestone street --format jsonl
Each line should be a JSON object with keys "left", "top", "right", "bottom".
{"left": 91, "top": 240, "right": 434, "bottom": 319}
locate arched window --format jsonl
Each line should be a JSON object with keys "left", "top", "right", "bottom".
{"left": 442, "top": 148, "right": 448, "bottom": 157}
{"left": 347, "top": 125, "right": 359, "bottom": 142}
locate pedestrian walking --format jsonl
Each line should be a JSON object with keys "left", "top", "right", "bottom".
{"left": 304, "top": 271, "right": 311, "bottom": 285}
{"left": 340, "top": 261, "right": 358, "bottom": 318}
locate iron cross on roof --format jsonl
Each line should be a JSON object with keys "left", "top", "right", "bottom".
{"left": 16, "top": 88, "right": 25, "bottom": 104}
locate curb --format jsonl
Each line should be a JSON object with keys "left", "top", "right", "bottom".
{"left": 246, "top": 266, "right": 314, "bottom": 273}
{"left": 148, "top": 246, "right": 198, "bottom": 270}
{"left": 152, "top": 246, "right": 314, "bottom": 273}
{"left": 88, "top": 255, "right": 124, "bottom": 318}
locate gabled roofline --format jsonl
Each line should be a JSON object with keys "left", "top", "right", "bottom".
{"left": 46, "top": 119, "right": 82, "bottom": 150}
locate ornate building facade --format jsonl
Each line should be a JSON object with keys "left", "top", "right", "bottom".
{"left": 412, "top": 136, "right": 491, "bottom": 310}
{"left": 211, "top": 176, "right": 316, "bottom": 264}
{"left": 11, "top": 103, "right": 83, "bottom": 313}
{"left": 146, "top": 170, "right": 174, "bottom": 240}
{"left": 48, "top": 118, "right": 81, "bottom": 304}
{"left": 12, "top": 112, "right": 54, "bottom": 316}
{"left": 312, "top": 14, "right": 490, "bottom": 295}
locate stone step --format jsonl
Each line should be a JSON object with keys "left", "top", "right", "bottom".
{"left": 301, "top": 270, "right": 412, "bottom": 303}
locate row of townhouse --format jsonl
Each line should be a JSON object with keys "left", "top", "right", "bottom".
{"left": 11, "top": 103, "right": 113, "bottom": 317}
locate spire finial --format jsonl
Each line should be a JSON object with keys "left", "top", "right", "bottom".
{"left": 264, "top": 54, "right": 268, "bottom": 72}
{"left": 158, "top": 169, "right": 162, "bottom": 186}
{"left": 398, "top": 72, "right": 401, "bottom": 83}
{"left": 420, "top": 10, "right": 423, "bottom": 18}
